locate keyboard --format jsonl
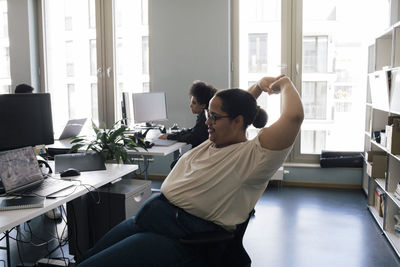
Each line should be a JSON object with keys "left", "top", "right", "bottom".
{"left": 23, "top": 178, "right": 75, "bottom": 197}
{"left": 150, "top": 139, "right": 178, "bottom": 146}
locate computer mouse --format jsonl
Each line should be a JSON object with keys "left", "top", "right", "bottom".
{"left": 60, "top": 168, "right": 81, "bottom": 177}
{"left": 144, "top": 141, "right": 154, "bottom": 148}
{"left": 171, "top": 123, "right": 179, "bottom": 130}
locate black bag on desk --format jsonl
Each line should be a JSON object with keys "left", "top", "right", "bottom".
{"left": 319, "top": 150, "right": 364, "bottom": 168}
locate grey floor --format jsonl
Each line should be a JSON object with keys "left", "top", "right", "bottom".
{"left": 2, "top": 184, "right": 400, "bottom": 267}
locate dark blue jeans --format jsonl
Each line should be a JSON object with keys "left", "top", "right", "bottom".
{"left": 76, "top": 193, "right": 224, "bottom": 267}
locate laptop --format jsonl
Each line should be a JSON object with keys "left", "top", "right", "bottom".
{"left": 58, "top": 118, "right": 87, "bottom": 140}
{"left": 55, "top": 152, "right": 106, "bottom": 174}
{"left": 0, "top": 147, "right": 75, "bottom": 197}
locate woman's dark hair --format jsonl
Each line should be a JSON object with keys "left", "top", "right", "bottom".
{"left": 189, "top": 81, "right": 217, "bottom": 108}
{"left": 216, "top": 89, "right": 268, "bottom": 129}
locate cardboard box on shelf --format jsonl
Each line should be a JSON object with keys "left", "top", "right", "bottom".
{"left": 365, "top": 151, "right": 387, "bottom": 178}
{"left": 386, "top": 116, "right": 400, "bottom": 155}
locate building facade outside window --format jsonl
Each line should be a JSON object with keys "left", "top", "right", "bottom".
{"left": 0, "top": 0, "right": 10, "bottom": 94}
{"left": 41, "top": 0, "right": 149, "bottom": 133}
{"left": 236, "top": 0, "right": 389, "bottom": 160}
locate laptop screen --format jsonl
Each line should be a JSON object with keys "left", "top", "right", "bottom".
{"left": 59, "top": 118, "right": 87, "bottom": 140}
{"left": 0, "top": 147, "right": 43, "bottom": 193}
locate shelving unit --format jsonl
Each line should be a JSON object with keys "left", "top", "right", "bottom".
{"left": 364, "top": 9, "right": 400, "bottom": 256}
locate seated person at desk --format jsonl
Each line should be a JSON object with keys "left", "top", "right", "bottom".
{"left": 159, "top": 80, "right": 217, "bottom": 148}
{"left": 15, "top": 83, "right": 34, "bottom": 93}
{"left": 76, "top": 75, "right": 304, "bottom": 267}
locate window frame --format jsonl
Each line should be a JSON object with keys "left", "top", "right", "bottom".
{"left": 232, "top": 0, "right": 320, "bottom": 163}
{"left": 38, "top": 0, "right": 149, "bottom": 128}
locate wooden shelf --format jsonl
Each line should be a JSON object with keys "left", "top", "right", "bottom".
{"left": 375, "top": 178, "right": 386, "bottom": 190}
{"left": 386, "top": 231, "right": 400, "bottom": 257}
{"left": 365, "top": 11, "right": 400, "bottom": 258}
{"left": 387, "top": 191, "right": 400, "bottom": 208}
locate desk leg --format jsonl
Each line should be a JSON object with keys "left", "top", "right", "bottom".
{"left": 0, "top": 231, "right": 12, "bottom": 267}
{"left": 2, "top": 230, "right": 11, "bottom": 267}
{"left": 142, "top": 155, "right": 150, "bottom": 180}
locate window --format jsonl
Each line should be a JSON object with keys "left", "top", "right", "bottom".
{"left": 302, "top": 81, "right": 328, "bottom": 120}
{"left": 65, "top": 41, "right": 74, "bottom": 77}
{"left": 0, "top": 47, "right": 10, "bottom": 79}
{"left": 142, "top": 36, "right": 149, "bottom": 75}
{"left": 248, "top": 33, "right": 268, "bottom": 73}
{"left": 0, "top": 0, "right": 10, "bottom": 94}
{"left": 67, "top": 84, "right": 76, "bottom": 118}
{"left": 114, "top": 0, "right": 150, "bottom": 122}
{"left": 301, "top": 130, "right": 326, "bottom": 154}
{"left": 237, "top": 0, "right": 281, "bottom": 129}
{"left": 91, "top": 83, "right": 98, "bottom": 122}
{"left": 303, "top": 36, "right": 328, "bottom": 73}
{"left": 40, "top": 0, "right": 149, "bottom": 132}
{"left": 88, "top": 0, "right": 95, "bottom": 29}
{"left": 89, "top": 39, "right": 97, "bottom": 76}
{"left": 235, "top": 0, "right": 389, "bottom": 162}
{"left": 299, "top": 0, "right": 387, "bottom": 155}
{"left": 64, "top": 0, "right": 73, "bottom": 31}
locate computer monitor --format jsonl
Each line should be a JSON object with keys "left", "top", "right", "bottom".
{"left": 121, "top": 92, "right": 133, "bottom": 126}
{"left": 132, "top": 92, "right": 168, "bottom": 125}
{"left": 0, "top": 93, "right": 54, "bottom": 151}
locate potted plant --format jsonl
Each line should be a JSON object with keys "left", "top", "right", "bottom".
{"left": 69, "top": 120, "right": 146, "bottom": 163}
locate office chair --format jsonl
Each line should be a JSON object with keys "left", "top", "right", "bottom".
{"left": 180, "top": 210, "right": 254, "bottom": 267}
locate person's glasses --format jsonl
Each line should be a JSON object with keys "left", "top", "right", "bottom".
{"left": 205, "top": 109, "right": 230, "bottom": 124}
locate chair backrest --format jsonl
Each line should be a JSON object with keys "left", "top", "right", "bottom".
{"left": 221, "top": 210, "right": 254, "bottom": 267}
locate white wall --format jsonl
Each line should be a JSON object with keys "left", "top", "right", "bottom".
{"left": 149, "top": 0, "right": 231, "bottom": 128}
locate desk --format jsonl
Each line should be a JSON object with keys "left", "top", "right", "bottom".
{"left": 127, "top": 142, "right": 187, "bottom": 179}
{"left": 48, "top": 139, "right": 188, "bottom": 180}
{"left": 0, "top": 163, "right": 138, "bottom": 267}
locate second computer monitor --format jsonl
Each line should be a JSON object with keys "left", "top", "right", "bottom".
{"left": 132, "top": 92, "right": 168, "bottom": 125}
{"left": 0, "top": 93, "right": 54, "bottom": 151}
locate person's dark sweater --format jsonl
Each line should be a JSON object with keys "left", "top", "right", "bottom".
{"left": 167, "top": 110, "right": 208, "bottom": 148}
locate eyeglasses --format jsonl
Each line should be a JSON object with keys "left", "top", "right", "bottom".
{"left": 205, "top": 109, "right": 230, "bottom": 124}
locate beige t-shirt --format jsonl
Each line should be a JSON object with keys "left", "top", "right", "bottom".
{"left": 161, "top": 133, "right": 292, "bottom": 228}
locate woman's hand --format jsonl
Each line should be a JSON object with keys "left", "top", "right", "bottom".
{"left": 258, "top": 74, "right": 286, "bottom": 95}
{"left": 158, "top": 134, "right": 169, "bottom": 139}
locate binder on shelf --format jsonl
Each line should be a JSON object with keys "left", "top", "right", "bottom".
{"left": 0, "top": 197, "right": 44, "bottom": 211}
{"left": 390, "top": 69, "right": 400, "bottom": 114}
{"left": 386, "top": 116, "right": 400, "bottom": 155}
{"left": 365, "top": 151, "right": 386, "bottom": 178}
{"left": 369, "top": 70, "right": 390, "bottom": 111}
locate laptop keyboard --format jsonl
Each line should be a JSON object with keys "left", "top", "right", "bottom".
{"left": 23, "top": 178, "right": 74, "bottom": 197}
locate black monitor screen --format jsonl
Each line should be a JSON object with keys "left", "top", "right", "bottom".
{"left": 0, "top": 93, "right": 54, "bottom": 151}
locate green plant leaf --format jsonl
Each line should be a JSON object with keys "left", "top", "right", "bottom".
{"left": 69, "top": 143, "right": 85, "bottom": 153}
{"left": 109, "top": 125, "right": 127, "bottom": 143}
{"left": 92, "top": 121, "right": 100, "bottom": 135}
{"left": 70, "top": 137, "right": 87, "bottom": 144}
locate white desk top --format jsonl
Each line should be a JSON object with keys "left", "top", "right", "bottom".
{"left": 48, "top": 139, "right": 188, "bottom": 157}
{"left": 0, "top": 163, "right": 138, "bottom": 233}
{"left": 128, "top": 142, "right": 187, "bottom": 156}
